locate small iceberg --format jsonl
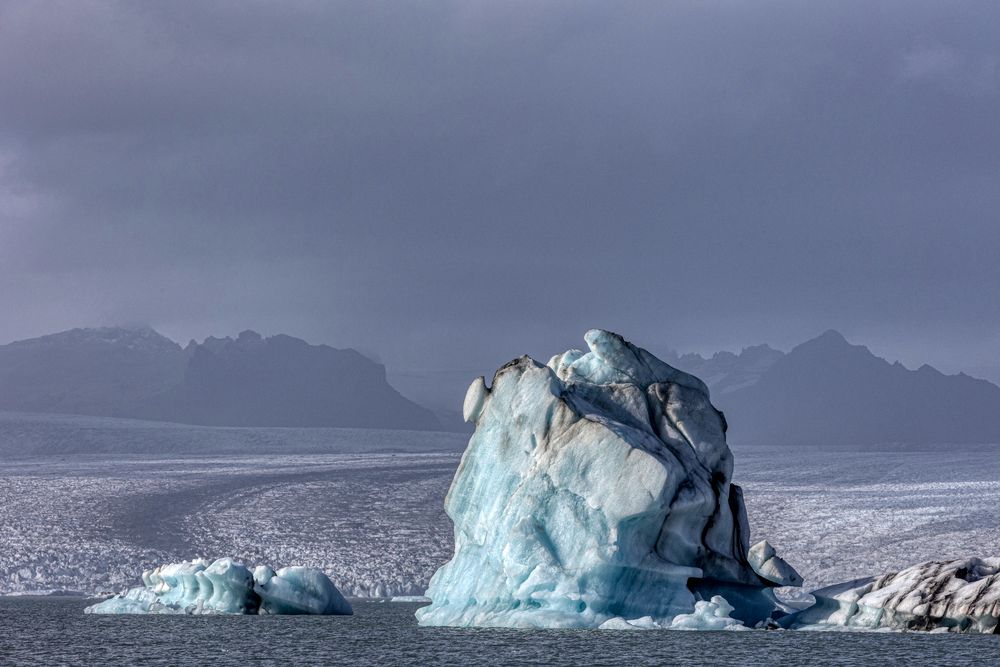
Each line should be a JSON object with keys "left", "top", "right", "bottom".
{"left": 599, "top": 596, "right": 750, "bottom": 631}
{"left": 85, "top": 558, "right": 352, "bottom": 616}
{"left": 785, "top": 557, "right": 1000, "bottom": 633}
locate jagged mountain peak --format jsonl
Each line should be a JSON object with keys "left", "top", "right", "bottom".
{"left": 793, "top": 329, "right": 853, "bottom": 352}
{"left": 0, "top": 326, "right": 441, "bottom": 431}
{"left": 237, "top": 329, "right": 263, "bottom": 343}
{"left": 817, "top": 328, "right": 848, "bottom": 342}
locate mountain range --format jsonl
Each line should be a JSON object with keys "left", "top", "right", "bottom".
{"left": 0, "top": 326, "right": 997, "bottom": 444}
{"left": 0, "top": 327, "right": 440, "bottom": 431}
{"left": 665, "top": 330, "right": 1000, "bottom": 446}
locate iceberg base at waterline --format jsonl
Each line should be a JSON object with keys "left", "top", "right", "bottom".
{"left": 598, "top": 595, "right": 751, "bottom": 631}
{"left": 84, "top": 558, "right": 352, "bottom": 616}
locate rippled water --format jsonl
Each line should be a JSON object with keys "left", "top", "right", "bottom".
{"left": 1, "top": 598, "right": 997, "bottom": 666}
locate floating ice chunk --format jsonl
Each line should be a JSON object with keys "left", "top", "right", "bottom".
{"left": 253, "top": 565, "right": 352, "bottom": 615}
{"left": 417, "top": 330, "right": 785, "bottom": 629}
{"left": 786, "top": 557, "right": 1000, "bottom": 633}
{"left": 667, "top": 596, "right": 750, "bottom": 631}
{"left": 85, "top": 560, "right": 216, "bottom": 615}
{"left": 598, "top": 615, "right": 664, "bottom": 630}
{"left": 597, "top": 596, "right": 748, "bottom": 631}
{"left": 84, "top": 585, "right": 167, "bottom": 615}
{"left": 85, "top": 558, "right": 351, "bottom": 615}
{"left": 748, "top": 540, "right": 802, "bottom": 587}
{"left": 390, "top": 595, "right": 431, "bottom": 603}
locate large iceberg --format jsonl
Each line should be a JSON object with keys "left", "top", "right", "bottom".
{"left": 416, "top": 329, "right": 797, "bottom": 628}
{"left": 85, "top": 558, "right": 352, "bottom": 615}
{"left": 786, "top": 557, "right": 1000, "bottom": 633}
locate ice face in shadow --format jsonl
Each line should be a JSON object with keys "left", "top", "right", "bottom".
{"left": 84, "top": 558, "right": 352, "bottom": 615}
{"left": 786, "top": 558, "right": 1000, "bottom": 633}
{"left": 416, "top": 330, "right": 793, "bottom": 629}
{"left": 253, "top": 565, "right": 352, "bottom": 615}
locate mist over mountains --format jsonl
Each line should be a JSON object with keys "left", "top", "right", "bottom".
{"left": 0, "top": 326, "right": 997, "bottom": 445}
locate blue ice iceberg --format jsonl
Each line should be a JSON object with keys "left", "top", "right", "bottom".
{"left": 84, "top": 558, "right": 352, "bottom": 615}
{"left": 253, "top": 565, "right": 352, "bottom": 615}
{"left": 417, "top": 330, "right": 796, "bottom": 629}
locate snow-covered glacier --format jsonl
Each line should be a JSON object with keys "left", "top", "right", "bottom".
{"left": 416, "top": 329, "right": 798, "bottom": 629}
{"left": 786, "top": 557, "right": 1000, "bottom": 633}
{"left": 85, "top": 557, "right": 352, "bottom": 615}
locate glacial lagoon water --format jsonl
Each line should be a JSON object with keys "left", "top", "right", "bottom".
{"left": 1, "top": 597, "right": 997, "bottom": 666}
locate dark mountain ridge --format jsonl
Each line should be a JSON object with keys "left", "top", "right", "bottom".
{"left": 0, "top": 327, "right": 440, "bottom": 430}
{"left": 2, "top": 326, "right": 997, "bottom": 443}
{"left": 673, "top": 330, "right": 1000, "bottom": 446}
{"left": 663, "top": 343, "right": 784, "bottom": 397}
{"left": 0, "top": 327, "right": 185, "bottom": 417}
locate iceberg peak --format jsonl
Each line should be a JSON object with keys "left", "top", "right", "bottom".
{"left": 546, "top": 328, "right": 709, "bottom": 395}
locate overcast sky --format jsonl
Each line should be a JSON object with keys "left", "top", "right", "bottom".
{"left": 1, "top": 0, "right": 998, "bottom": 399}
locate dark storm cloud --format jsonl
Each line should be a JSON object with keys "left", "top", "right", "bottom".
{"left": 1, "top": 0, "right": 998, "bottom": 396}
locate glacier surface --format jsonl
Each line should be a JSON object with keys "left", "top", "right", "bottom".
{"left": 84, "top": 557, "right": 351, "bottom": 615}
{"left": 417, "top": 330, "right": 793, "bottom": 628}
{"left": 786, "top": 557, "right": 1000, "bottom": 633}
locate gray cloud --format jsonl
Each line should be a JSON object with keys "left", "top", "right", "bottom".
{"left": 1, "top": 0, "right": 998, "bottom": 399}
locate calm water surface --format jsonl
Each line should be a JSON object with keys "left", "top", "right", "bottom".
{"left": 1, "top": 598, "right": 998, "bottom": 666}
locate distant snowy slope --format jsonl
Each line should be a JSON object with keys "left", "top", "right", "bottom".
{"left": 665, "top": 344, "right": 784, "bottom": 397}
{"left": 0, "top": 412, "right": 467, "bottom": 458}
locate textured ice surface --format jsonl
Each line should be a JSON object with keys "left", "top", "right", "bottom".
{"left": 85, "top": 557, "right": 351, "bottom": 615}
{"left": 418, "top": 330, "right": 782, "bottom": 628}
{"left": 787, "top": 558, "right": 1000, "bottom": 633}
{"left": 253, "top": 565, "right": 352, "bottom": 615}
{"left": 735, "top": 446, "right": 1000, "bottom": 590}
{"left": 748, "top": 540, "right": 802, "bottom": 587}
{"left": 0, "top": 450, "right": 457, "bottom": 598}
{"left": 1, "top": 413, "right": 998, "bottom": 605}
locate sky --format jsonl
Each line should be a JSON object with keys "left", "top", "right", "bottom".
{"left": 1, "top": 0, "right": 998, "bottom": 407}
